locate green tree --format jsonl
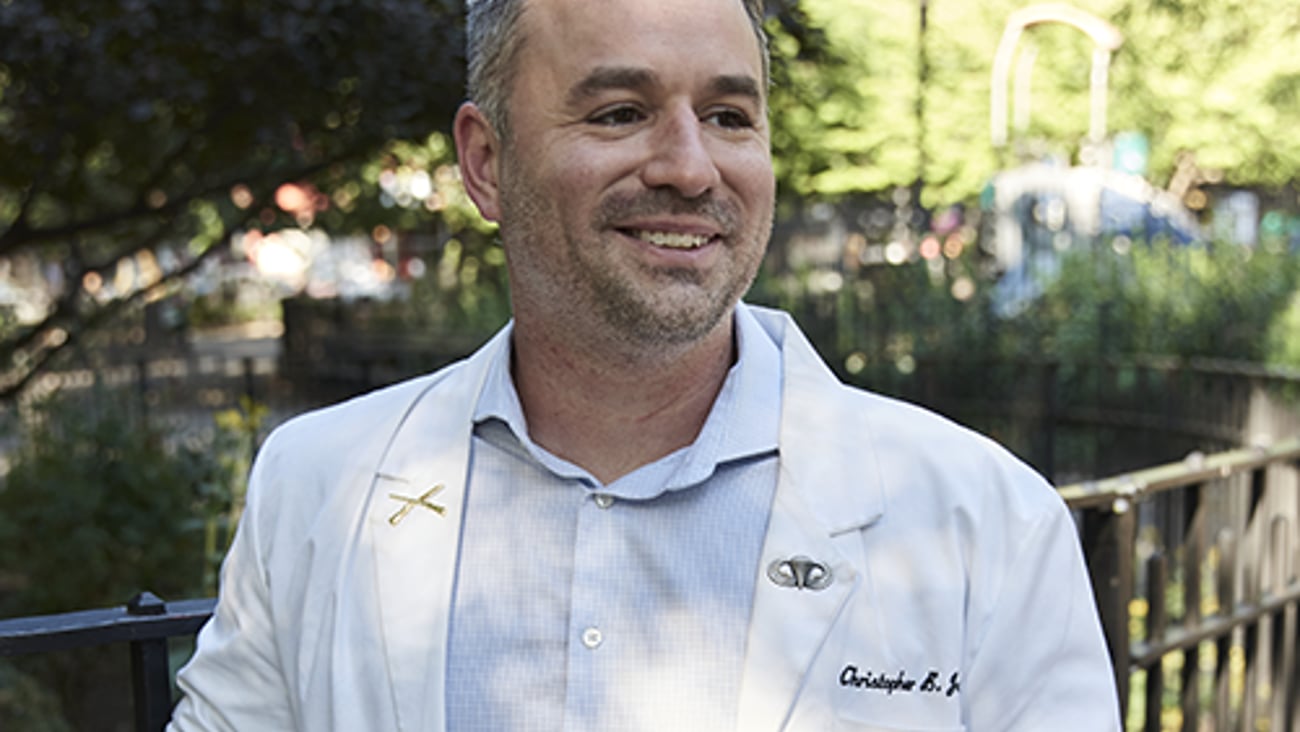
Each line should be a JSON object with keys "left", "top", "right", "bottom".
{"left": 767, "top": 0, "right": 921, "bottom": 205}
{"left": 1108, "top": 0, "right": 1300, "bottom": 187}
{"left": 766, "top": 0, "right": 1300, "bottom": 206}
{"left": 0, "top": 0, "right": 466, "bottom": 398}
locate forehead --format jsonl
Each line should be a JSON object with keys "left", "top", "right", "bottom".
{"left": 516, "top": 0, "right": 763, "bottom": 95}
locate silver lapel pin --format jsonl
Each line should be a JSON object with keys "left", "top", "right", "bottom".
{"left": 767, "top": 555, "right": 833, "bottom": 591}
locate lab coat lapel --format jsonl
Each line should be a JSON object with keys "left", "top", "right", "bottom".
{"left": 735, "top": 479, "right": 860, "bottom": 732}
{"left": 736, "top": 307, "right": 885, "bottom": 732}
{"left": 366, "top": 326, "right": 510, "bottom": 732}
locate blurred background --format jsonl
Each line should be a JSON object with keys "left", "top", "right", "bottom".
{"left": 0, "top": 0, "right": 1297, "bottom": 729}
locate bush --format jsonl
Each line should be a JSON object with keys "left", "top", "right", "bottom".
{"left": 0, "top": 388, "right": 244, "bottom": 730}
{"left": 0, "top": 392, "right": 227, "bottom": 616}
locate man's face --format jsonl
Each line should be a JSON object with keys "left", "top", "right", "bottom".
{"left": 488, "top": 0, "right": 774, "bottom": 350}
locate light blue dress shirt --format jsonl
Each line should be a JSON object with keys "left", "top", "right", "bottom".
{"left": 445, "top": 307, "right": 783, "bottom": 732}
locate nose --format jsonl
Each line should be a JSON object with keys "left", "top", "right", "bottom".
{"left": 640, "top": 105, "right": 721, "bottom": 199}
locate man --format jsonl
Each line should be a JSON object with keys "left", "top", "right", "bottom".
{"left": 170, "top": 0, "right": 1121, "bottom": 729}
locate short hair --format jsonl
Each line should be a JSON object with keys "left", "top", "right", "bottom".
{"left": 466, "top": 0, "right": 770, "bottom": 138}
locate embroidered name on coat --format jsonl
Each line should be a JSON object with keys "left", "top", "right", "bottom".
{"left": 839, "top": 665, "right": 961, "bottom": 698}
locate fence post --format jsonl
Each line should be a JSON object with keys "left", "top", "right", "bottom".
{"left": 1180, "top": 483, "right": 1205, "bottom": 729}
{"left": 127, "top": 592, "right": 174, "bottom": 732}
{"left": 1080, "top": 500, "right": 1135, "bottom": 718}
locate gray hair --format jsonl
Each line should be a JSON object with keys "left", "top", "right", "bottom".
{"left": 466, "top": 0, "right": 770, "bottom": 139}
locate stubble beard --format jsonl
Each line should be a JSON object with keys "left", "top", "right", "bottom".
{"left": 499, "top": 171, "right": 769, "bottom": 355}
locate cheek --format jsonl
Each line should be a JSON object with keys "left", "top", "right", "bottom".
{"left": 538, "top": 162, "right": 609, "bottom": 216}
{"left": 548, "top": 155, "right": 646, "bottom": 227}
{"left": 548, "top": 139, "right": 640, "bottom": 186}
{"left": 722, "top": 147, "right": 775, "bottom": 206}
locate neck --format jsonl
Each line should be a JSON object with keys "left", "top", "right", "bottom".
{"left": 510, "top": 312, "right": 737, "bottom": 485}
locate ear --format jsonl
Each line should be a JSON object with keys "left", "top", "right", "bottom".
{"left": 453, "top": 102, "right": 503, "bottom": 223}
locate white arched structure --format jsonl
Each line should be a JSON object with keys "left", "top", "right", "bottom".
{"left": 990, "top": 3, "right": 1124, "bottom": 149}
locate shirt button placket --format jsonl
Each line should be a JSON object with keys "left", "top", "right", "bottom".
{"left": 566, "top": 486, "right": 616, "bottom": 717}
{"left": 580, "top": 496, "right": 611, "bottom": 653}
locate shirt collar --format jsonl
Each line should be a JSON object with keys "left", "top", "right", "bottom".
{"left": 473, "top": 303, "right": 782, "bottom": 492}
{"left": 712, "top": 302, "right": 783, "bottom": 462}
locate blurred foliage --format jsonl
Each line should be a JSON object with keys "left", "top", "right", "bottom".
{"left": 185, "top": 275, "right": 286, "bottom": 329}
{"left": 768, "top": 0, "right": 923, "bottom": 206}
{"left": 359, "top": 238, "right": 512, "bottom": 337}
{"left": 754, "top": 232, "right": 1300, "bottom": 479}
{"left": 767, "top": 236, "right": 1300, "bottom": 369}
{"left": 0, "top": 662, "right": 72, "bottom": 732}
{"left": 1027, "top": 241, "right": 1300, "bottom": 364}
{"left": 0, "top": 388, "right": 251, "bottom": 729}
{"left": 0, "top": 0, "right": 466, "bottom": 398}
{"left": 1265, "top": 290, "right": 1300, "bottom": 368}
{"left": 1109, "top": 0, "right": 1300, "bottom": 188}
{"left": 0, "top": 393, "right": 228, "bottom": 615}
{"left": 348, "top": 132, "right": 509, "bottom": 335}
{"left": 767, "top": 0, "right": 1300, "bottom": 206}
{"left": 203, "top": 396, "right": 268, "bottom": 595}
{"left": 2, "top": 0, "right": 1295, "bottom": 398}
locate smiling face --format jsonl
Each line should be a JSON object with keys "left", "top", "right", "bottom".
{"left": 457, "top": 0, "right": 775, "bottom": 354}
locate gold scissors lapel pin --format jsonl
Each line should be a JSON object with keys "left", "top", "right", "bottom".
{"left": 383, "top": 479, "right": 448, "bottom": 526}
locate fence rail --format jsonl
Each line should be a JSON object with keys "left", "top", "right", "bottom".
{"left": 1063, "top": 436, "right": 1300, "bottom": 731}
{"left": 3, "top": 439, "right": 1298, "bottom": 731}
{"left": 0, "top": 592, "right": 215, "bottom": 732}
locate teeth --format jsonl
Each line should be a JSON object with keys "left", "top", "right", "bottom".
{"left": 633, "top": 230, "right": 711, "bottom": 249}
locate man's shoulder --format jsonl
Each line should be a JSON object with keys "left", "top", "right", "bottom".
{"left": 758, "top": 304, "right": 1060, "bottom": 516}
{"left": 249, "top": 355, "right": 477, "bottom": 500}
{"left": 805, "top": 374, "right": 999, "bottom": 452}
{"left": 838, "top": 383, "right": 991, "bottom": 448}
{"left": 270, "top": 364, "right": 461, "bottom": 453}
{"left": 237, "top": 358, "right": 478, "bottom": 549}
{"left": 824, "top": 381, "right": 1061, "bottom": 516}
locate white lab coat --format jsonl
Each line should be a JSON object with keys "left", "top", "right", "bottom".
{"left": 170, "top": 305, "right": 1121, "bottom": 732}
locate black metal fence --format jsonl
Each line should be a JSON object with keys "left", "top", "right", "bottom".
{"left": 0, "top": 593, "right": 213, "bottom": 732}
{"left": 2, "top": 437, "right": 1297, "bottom": 731}
{"left": 4, "top": 303, "right": 1298, "bottom": 730}
{"left": 1064, "top": 436, "right": 1300, "bottom": 730}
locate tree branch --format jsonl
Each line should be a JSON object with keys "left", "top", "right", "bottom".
{"left": 0, "top": 220, "right": 232, "bottom": 402}
{"left": 0, "top": 148, "right": 364, "bottom": 257}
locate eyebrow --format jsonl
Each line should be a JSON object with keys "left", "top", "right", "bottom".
{"left": 565, "top": 66, "right": 657, "bottom": 108}
{"left": 708, "top": 74, "right": 764, "bottom": 105}
{"left": 565, "top": 65, "right": 764, "bottom": 109}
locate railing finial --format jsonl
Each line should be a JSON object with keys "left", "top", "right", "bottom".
{"left": 127, "top": 591, "right": 167, "bottom": 616}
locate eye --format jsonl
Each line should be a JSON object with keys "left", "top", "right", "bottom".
{"left": 588, "top": 105, "right": 645, "bottom": 127}
{"left": 703, "top": 108, "right": 755, "bottom": 130}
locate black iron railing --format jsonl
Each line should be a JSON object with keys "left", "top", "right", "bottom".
{"left": 0, "top": 592, "right": 215, "bottom": 732}
{"left": 3, "top": 437, "right": 1298, "bottom": 731}
{"left": 1063, "top": 436, "right": 1300, "bottom": 730}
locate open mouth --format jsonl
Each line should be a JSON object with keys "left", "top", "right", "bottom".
{"left": 623, "top": 229, "right": 715, "bottom": 250}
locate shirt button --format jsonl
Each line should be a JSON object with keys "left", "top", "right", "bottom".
{"left": 593, "top": 493, "right": 615, "bottom": 509}
{"left": 581, "top": 626, "right": 603, "bottom": 649}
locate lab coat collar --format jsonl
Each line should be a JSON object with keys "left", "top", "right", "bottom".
{"left": 747, "top": 304, "right": 886, "bottom": 532}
